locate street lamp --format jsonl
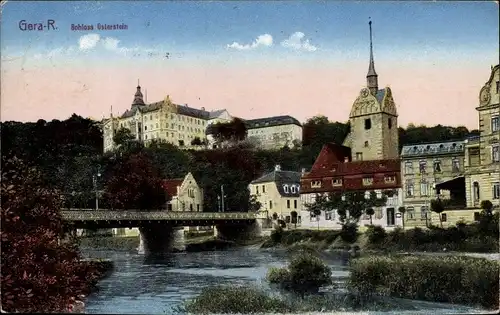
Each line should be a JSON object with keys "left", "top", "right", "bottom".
{"left": 93, "top": 172, "right": 101, "bottom": 210}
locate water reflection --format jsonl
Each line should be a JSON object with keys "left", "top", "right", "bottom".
{"left": 83, "top": 248, "right": 485, "bottom": 315}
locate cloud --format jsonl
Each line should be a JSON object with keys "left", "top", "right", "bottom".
{"left": 281, "top": 32, "right": 317, "bottom": 52}
{"left": 79, "top": 34, "right": 101, "bottom": 50}
{"left": 227, "top": 34, "right": 273, "bottom": 50}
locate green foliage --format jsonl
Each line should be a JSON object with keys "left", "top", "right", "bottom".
{"left": 365, "top": 208, "right": 375, "bottom": 225}
{"left": 340, "top": 222, "right": 359, "bottom": 243}
{"left": 113, "top": 127, "right": 134, "bottom": 146}
{"left": 270, "top": 226, "right": 284, "bottom": 244}
{"left": 266, "top": 253, "right": 332, "bottom": 296}
{"left": 182, "top": 286, "right": 291, "bottom": 314}
{"left": 480, "top": 200, "right": 493, "bottom": 213}
{"left": 248, "top": 194, "right": 262, "bottom": 212}
{"left": 190, "top": 136, "right": 203, "bottom": 146}
{"left": 348, "top": 255, "right": 500, "bottom": 309}
{"left": 366, "top": 225, "right": 387, "bottom": 245}
{"left": 209, "top": 118, "right": 248, "bottom": 143}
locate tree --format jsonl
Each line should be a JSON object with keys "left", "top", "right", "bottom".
{"left": 210, "top": 118, "right": 248, "bottom": 143}
{"left": 430, "top": 199, "right": 445, "bottom": 228}
{"left": 191, "top": 137, "right": 203, "bottom": 146}
{"left": 1, "top": 157, "right": 100, "bottom": 313}
{"left": 398, "top": 206, "right": 406, "bottom": 229}
{"left": 481, "top": 200, "right": 494, "bottom": 216}
{"left": 113, "top": 127, "right": 134, "bottom": 146}
{"left": 290, "top": 210, "right": 298, "bottom": 228}
{"left": 365, "top": 208, "right": 375, "bottom": 225}
{"left": 272, "top": 212, "right": 278, "bottom": 221}
{"left": 304, "top": 193, "right": 327, "bottom": 231}
{"left": 103, "top": 152, "right": 167, "bottom": 210}
{"left": 328, "top": 191, "right": 387, "bottom": 225}
{"left": 248, "top": 194, "right": 262, "bottom": 212}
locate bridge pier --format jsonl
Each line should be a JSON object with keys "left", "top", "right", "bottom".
{"left": 137, "top": 225, "right": 186, "bottom": 255}
{"left": 215, "top": 219, "right": 263, "bottom": 241}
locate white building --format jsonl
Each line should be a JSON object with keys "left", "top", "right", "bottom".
{"left": 245, "top": 116, "right": 303, "bottom": 150}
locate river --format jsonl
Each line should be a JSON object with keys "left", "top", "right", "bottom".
{"left": 82, "top": 248, "right": 491, "bottom": 315}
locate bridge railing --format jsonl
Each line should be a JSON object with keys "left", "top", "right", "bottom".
{"left": 60, "top": 210, "right": 257, "bottom": 221}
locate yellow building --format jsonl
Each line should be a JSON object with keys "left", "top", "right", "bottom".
{"left": 102, "top": 85, "right": 230, "bottom": 152}
{"left": 249, "top": 165, "right": 302, "bottom": 226}
{"left": 464, "top": 64, "right": 500, "bottom": 209}
{"left": 400, "top": 140, "right": 466, "bottom": 228}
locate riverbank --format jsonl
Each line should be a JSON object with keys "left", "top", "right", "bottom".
{"left": 260, "top": 226, "right": 499, "bottom": 256}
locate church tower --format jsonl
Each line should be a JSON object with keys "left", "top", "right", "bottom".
{"left": 131, "top": 80, "right": 146, "bottom": 109}
{"left": 342, "top": 20, "right": 399, "bottom": 161}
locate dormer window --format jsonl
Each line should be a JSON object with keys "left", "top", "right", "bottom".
{"left": 291, "top": 185, "right": 296, "bottom": 193}
{"left": 332, "top": 178, "right": 342, "bottom": 186}
{"left": 283, "top": 184, "right": 289, "bottom": 193}
{"left": 311, "top": 181, "right": 322, "bottom": 188}
{"left": 362, "top": 177, "right": 374, "bottom": 186}
{"left": 384, "top": 175, "right": 396, "bottom": 183}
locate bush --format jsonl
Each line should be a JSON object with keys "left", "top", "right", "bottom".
{"left": 340, "top": 223, "right": 358, "bottom": 243}
{"left": 267, "top": 253, "right": 333, "bottom": 297}
{"left": 182, "top": 286, "right": 292, "bottom": 314}
{"left": 366, "top": 225, "right": 387, "bottom": 245}
{"left": 348, "top": 255, "right": 500, "bottom": 309}
{"left": 270, "top": 226, "right": 284, "bottom": 244}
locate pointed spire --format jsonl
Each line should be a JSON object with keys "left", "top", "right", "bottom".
{"left": 367, "top": 18, "right": 379, "bottom": 95}
{"left": 110, "top": 105, "right": 113, "bottom": 118}
{"left": 132, "top": 83, "right": 145, "bottom": 107}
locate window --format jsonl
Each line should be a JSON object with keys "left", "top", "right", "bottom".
{"left": 145, "top": 125, "right": 148, "bottom": 130}
{"left": 190, "top": 204, "right": 193, "bottom": 211}
{"left": 492, "top": 116, "right": 499, "bottom": 132}
{"left": 197, "top": 204, "right": 200, "bottom": 211}
{"left": 433, "top": 160, "right": 442, "bottom": 172}
{"left": 493, "top": 182, "right": 500, "bottom": 199}
{"left": 493, "top": 145, "right": 500, "bottom": 162}
{"left": 406, "top": 207, "right": 415, "bottom": 220}
{"left": 473, "top": 182, "right": 480, "bottom": 200}
{"left": 287, "top": 200, "right": 291, "bottom": 208}
{"left": 419, "top": 161, "right": 426, "bottom": 174}
{"left": 364, "top": 118, "right": 372, "bottom": 130}
{"left": 256, "top": 186, "right": 259, "bottom": 194}
{"left": 452, "top": 158, "right": 460, "bottom": 171}
{"left": 421, "top": 206, "right": 429, "bottom": 220}
{"left": 364, "top": 141, "right": 369, "bottom": 147}
{"left": 291, "top": 186, "right": 296, "bottom": 193}
{"left": 362, "top": 177, "right": 374, "bottom": 186}
{"left": 269, "top": 201, "right": 273, "bottom": 209}
{"left": 179, "top": 140, "right": 184, "bottom": 146}
{"left": 384, "top": 175, "right": 396, "bottom": 183}
{"left": 311, "top": 181, "right": 322, "bottom": 188}
{"left": 283, "top": 185, "right": 289, "bottom": 193}
{"left": 325, "top": 211, "right": 332, "bottom": 220}
{"left": 404, "top": 161, "right": 413, "bottom": 174}
{"left": 441, "top": 213, "right": 447, "bottom": 222}
{"left": 405, "top": 180, "right": 414, "bottom": 197}
{"left": 356, "top": 152, "right": 363, "bottom": 161}
{"left": 262, "top": 185, "right": 266, "bottom": 193}
{"left": 294, "top": 200, "right": 298, "bottom": 209}
{"left": 388, "top": 118, "right": 392, "bottom": 129}
{"left": 332, "top": 178, "right": 342, "bottom": 186}
{"left": 420, "top": 180, "right": 429, "bottom": 196}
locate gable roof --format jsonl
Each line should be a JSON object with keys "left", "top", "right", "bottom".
{"left": 310, "top": 143, "right": 352, "bottom": 172}
{"left": 119, "top": 99, "right": 225, "bottom": 120}
{"left": 162, "top": 178, "right": 183, "bottom": 197}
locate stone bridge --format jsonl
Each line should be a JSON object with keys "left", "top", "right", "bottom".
{"left": 61, "top": 209, "right": 265, "bottom": 255}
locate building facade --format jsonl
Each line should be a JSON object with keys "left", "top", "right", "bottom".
{"left": 102, "top": 87, "right": 230, "bottom": 152}
{"left": 400, "top": 141, "right": 466, "bottom": 228}
{"left": 249, "top": 165, "right": 302, "bottom": 226}
{"left": 245, "top": 116, "right": 303, "bottom": 150}
{"left": 163, "top": 172, "right": 204, "bottom": 212}
{"left": 299, "top": 21, "right": 403, "bottom": 230}
{"left": 464, "top": 64, "right": 500, "bottom": 209}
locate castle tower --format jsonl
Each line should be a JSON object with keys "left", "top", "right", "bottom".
{"left": 342, "top": 20, "right": 399, "bottom": 161}
{"left": 132, "top": 80, "right": 146, "bottom": 109}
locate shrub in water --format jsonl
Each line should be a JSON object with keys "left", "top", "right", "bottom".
{"left": 270, "top": 226, "right": 283, "bottom": 244}
{"left": 348, "top": 255, "right": 499, "bottom": 309}
{"left": 183, "top": 285, "right": 291, "bottom": 314}
{"left": 267, "top": 267, "right": 291, "bottom": 288}
{"left": 287, "top": 254, "right": 333, "bottom": 296}
{"left": 366, "top": 225, "right": 387, "bottom": 245}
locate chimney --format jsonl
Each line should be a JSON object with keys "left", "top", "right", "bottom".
{"left": 201, "top": 107, "right": 205, "bottom": 111}
{"left": 301, "top": 168, "right": 306, "bottom": 175}
{"left": 275, "top": 165, "right": 281, "bottom": 171}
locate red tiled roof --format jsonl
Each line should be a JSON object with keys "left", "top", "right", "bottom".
{"left": 162, "top": 178, "right": 183, "bottom": 197}
{"left": 310, "top": 143, "right": 352, "bottom": 172}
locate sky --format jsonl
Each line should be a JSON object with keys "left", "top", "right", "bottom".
{"left": 1, "top": 1, "right": 499, "bottom": 129}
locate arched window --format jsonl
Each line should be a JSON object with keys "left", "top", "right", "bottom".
{"left": 283, "top": 185, "right": 289, "bottom": 193}
{"left": 473, "top": 182, "right": 480, "bottom": 200}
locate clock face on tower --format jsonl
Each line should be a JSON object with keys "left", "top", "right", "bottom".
{"left": 479, "top": 85, "right": 491, "bottom": 106}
